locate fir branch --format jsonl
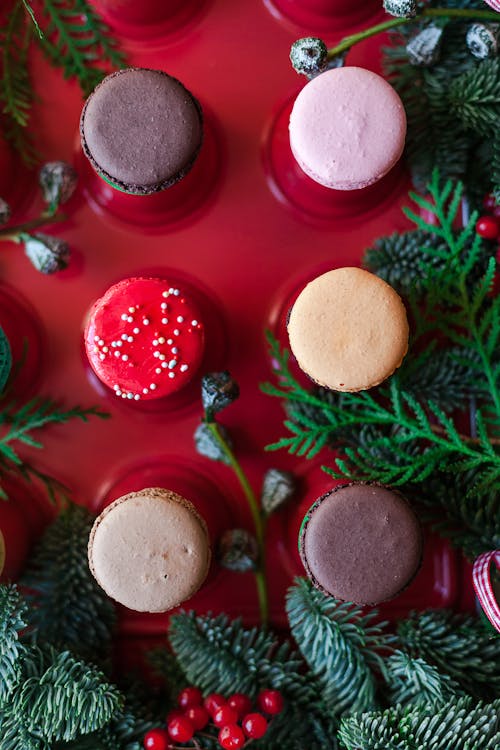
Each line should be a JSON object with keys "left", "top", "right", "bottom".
{"left": 147, "top": 648, "right": 187, "bottom": 707}
{"left": 385, "top": 651, "right": 460, "bottom": 708}
{"left": 12, "top": 650, "right": 123, "bottom": 742}
{"left": 398, "top": 610, "right": 500, "bottom": 701}
{"left": 286, "top": 578, "right": 394, "bottom": 715}
{"left": 38, "top": 0, "right": 126, "bottom": 96}
{"left": 21, "top": 505, "right": 116, "bottom": 665}
{"left": 383, "top": 10, "right": 499, "bottom": 198}
{"left": 338, "top": 697, "right": 500, "bottom": 750}
{"left": 169, "top": 611, "right": 279, "bottom": 698}
{"left": 448, "top": 59, "right": 500, "bottom": 138}
{"left": 405, "top": 470, "right": 500, "bottom": 559}
{"left": 0, "top": 585, "right": 27, "bottom": 707}
{"left": 493, "top": 129, "right": 500, "bottom": 203}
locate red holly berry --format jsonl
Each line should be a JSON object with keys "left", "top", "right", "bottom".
{"left": 204, "top": 693, "right": 227, "bottom": 716}
{"left": 144, "top": 728, "right": 171, "bottom": 750}
{"left": 213, "top": 705, "right": 238, "bottom": 728}
{"left": 227, "top": 693, "right": 252, "bottom": 719}
{"left": 165, "top": 709, "right": 184, "bottom": 724}
{"left": 218, "top": 724, "right": 246, "bottom": 749}
{"left": 167, "top": 716, "right": 195, "bottom": 743}
{"left": 177, "top": 686, "right": 203, "bottom": 709}
{"left": 184, "top": 705, "right": 209, "bottom": 731}
{"left": 242, "top": 712, "right": 268, "bottom": 739}
{"left": 476, "top": 215, "right": 500, "bottom": 240}
{"left": 257, "top": 689, "right": 284, "bottom": 715}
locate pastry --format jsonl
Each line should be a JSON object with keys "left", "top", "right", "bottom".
{"left": 80, "top": 68, "right": 203, "bottom": 194}
{"left": 287, "top": 266, "right": 409, "bottom": 392}
{"left": 289, "top": 67, "right": 407, "bottom": 191}
{"left": 84, "top": 276, "right": 205, "bottom": 401}
{"left": 88, "top": 487, "right": 211, "bottom": 613}
{"left": 299, "top": 483, "right": 423, "bottom": 605}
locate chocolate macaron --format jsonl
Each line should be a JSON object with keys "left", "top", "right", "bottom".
{"left": 80, "top": 68, "right": 203, "bottom": 195}
{"left": 88, "top": 488, "right": 211, "bottom": 613}
{"left": 299, "top": 484, "right": 423, "bottom": 605}
{"left": 287, "top": 267, "right": 409, "bottom": 392}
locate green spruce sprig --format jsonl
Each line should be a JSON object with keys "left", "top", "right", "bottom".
{"left": 0, "top": 0, "right": 126, "bottom": 165}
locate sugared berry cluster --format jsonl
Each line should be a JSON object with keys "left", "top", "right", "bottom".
{"left": 143, "top": 687, "right": 284, "bottom": 750}
{"left": 475, "top": 195, "right": 500, "bottom": 242}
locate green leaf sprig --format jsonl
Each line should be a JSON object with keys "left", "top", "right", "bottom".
{"left": 0, "top": 0, "right": 126, "bottom": 165}
{"left": 261, "top": 170, "right": 500, "bottom": 558}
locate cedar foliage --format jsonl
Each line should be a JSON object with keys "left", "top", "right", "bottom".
{"left": 263, "top": 172, "right": 500, "bottom": 559}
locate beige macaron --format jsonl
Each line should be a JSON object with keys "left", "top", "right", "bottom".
{"left": 88, "top": 488, "right": 211, "bottom": 613}
{"left": 287, "top": 267, "right": 408, "bottom": 392}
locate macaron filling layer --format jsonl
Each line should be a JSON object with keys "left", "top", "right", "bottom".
{"left": 287, "top": 266, "right": 409, "bottom": 392}
{"left": 299, "top": 484, "right": 423, "bottom": 605}
{"left": 88, "top": 488, "right": 211, "bottom": 613}
{"left": 84, "top": 277, "right": 205, "bottom": 401}
{"left": 80, "top": 68, "right": 203, "bottom": 194}
{"left": 289, "top": 67, "right": 407, "bottom": 191}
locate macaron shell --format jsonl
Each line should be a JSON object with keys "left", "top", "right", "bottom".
{"left": 88, "top": 488, "right": 211, "bottom": 613}
{"left": 287, "top": 267, "right": 409, "bottom": 392}
{"left": 289, "top": 67, "right": 407, "bottom": 191}
{"left": 299, "top": 484, "right": 423, "bottom": 605}
{"left": 84, "top": 277, "right": 205, "bottom": 401}
{"left": 80, "top": 68, "right": 203, "bottom": 193}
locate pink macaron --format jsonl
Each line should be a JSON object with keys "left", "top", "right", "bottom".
{"left": 289, "top": 67, "right": 407, "bottom": 191}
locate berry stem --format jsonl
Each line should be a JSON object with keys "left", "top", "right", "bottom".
{"left": 205, "top": 420, "right": 269, "bottom": 626}
{"left": 325, "top": 8, "right": 500, "bottom": 62}
{"left": 0, "top": 211, "right": 66, "bottom": 241}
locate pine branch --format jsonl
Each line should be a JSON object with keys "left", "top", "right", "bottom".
{"left": 338, "top": 697, "right": 500, "bottom": 750}
{"left": 398, "top": 610, "right": 500, "bottom": 701}
{"left": 286, "top": 578, "right": 395, "bottom": 715}
{"left": 21, "top": 505, "right": 116, "bottom": 665}
{"left": 0, "top": 585, "right": 27, "bottom": 707}
{"left": 385, "top": 651, "right": 461, "bottom": 708}
{"left": 38, "top": 0, "right": 126, "bottom": 96}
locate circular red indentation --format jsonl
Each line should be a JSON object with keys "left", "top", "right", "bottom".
{"left": 262, "top": 94, "right": 407, "bottom": 225}
{"left": 264, "top": 0, "right": 382, "bottom": 33}
{"left": 84, "top": 277, "right": 205, "bottom": 402}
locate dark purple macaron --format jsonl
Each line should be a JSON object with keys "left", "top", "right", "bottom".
{"left": 299, "top": 483, "right": 423, "bottom": 605}
{"left": 80, "top": 68, "right": 203, "bottom": 195}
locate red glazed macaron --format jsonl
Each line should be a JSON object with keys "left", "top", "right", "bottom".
{"left": 84, "top": 277, "right": 204, "bottom": 401}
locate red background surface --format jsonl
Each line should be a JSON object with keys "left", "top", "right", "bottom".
{"left": 0, "top": 0, "right": 475, "bottom": 635}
